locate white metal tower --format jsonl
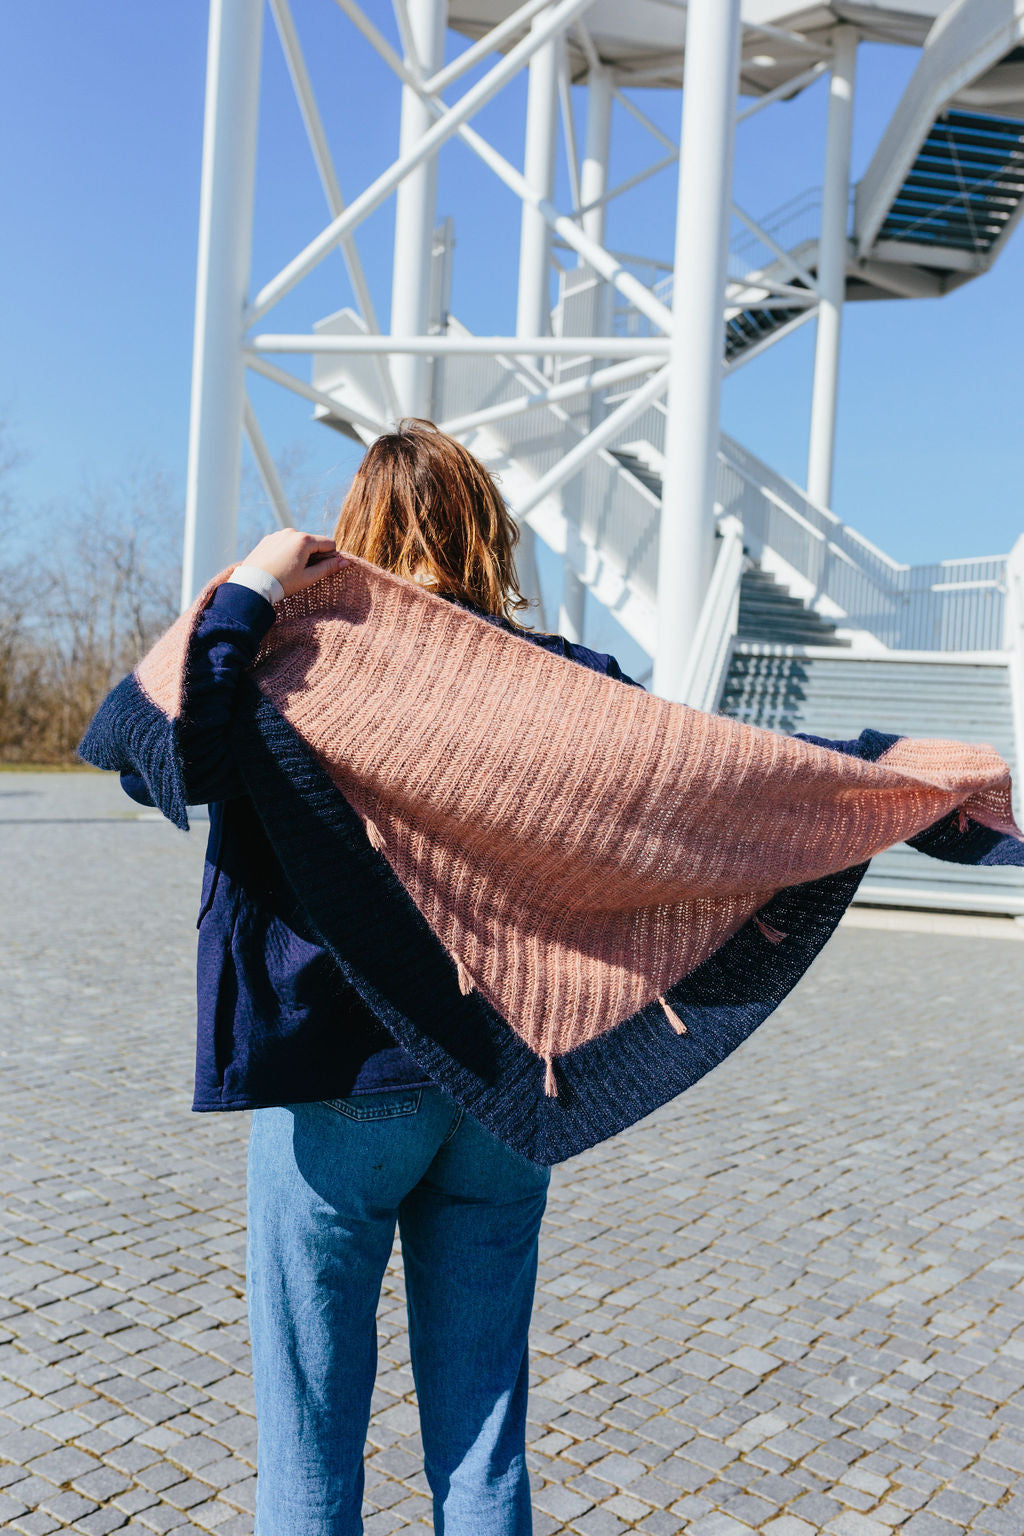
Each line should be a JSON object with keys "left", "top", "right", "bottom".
{"left": 181, "top": 0, "right": 1024, "bottom": 733}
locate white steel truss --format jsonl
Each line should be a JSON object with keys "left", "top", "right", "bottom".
{"left": 182, "top": 0, "right": 870, "bottom": 701}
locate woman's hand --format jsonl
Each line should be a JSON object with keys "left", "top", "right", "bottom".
{"left": 241, "top": 530, "right": 348, "bottom": 598}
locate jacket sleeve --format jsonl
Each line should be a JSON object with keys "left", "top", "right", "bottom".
{"left": 80, "top": 581, "right": 277, "bottom": 823}
{"left": 169, "top": 581, "right": 278, "bottom": 806}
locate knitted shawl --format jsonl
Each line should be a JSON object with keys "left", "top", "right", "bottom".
{"left": 80, "top": 557, "right": 1024, "bottom": 1165}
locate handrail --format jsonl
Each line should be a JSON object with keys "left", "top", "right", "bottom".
{"left": 719, "top": 433, "right": 905, "bottom": 576}
{"left": 715, "top": 446, "right": 1009, "bottom": 651}
{"left": 600, "top": 394, "right": 1010, "bottom": 652}
{"left": 679, "top": 516, "right": 745, "bottom": 712}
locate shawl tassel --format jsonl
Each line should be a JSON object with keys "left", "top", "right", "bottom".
{"left": 659, "top": 995, "right": 688, "bottom": 1035}
{"left": 755, "top": 915, "right": 788, "bottom": 944}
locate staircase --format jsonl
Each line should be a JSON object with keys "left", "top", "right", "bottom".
{"left": 736, "top": 569, "right": 850, "bottom": 649}
{"left": 876, "top": 107, "right": 1024, "bottom": 256}
{"left": 725, "top": 298, "right": 812, "bottom": 364}
{"left": 720, "top": 647, "right": 1024, "bottom": 915}
{"left": 609, "top": 449, "right": 662, "bottom": 498}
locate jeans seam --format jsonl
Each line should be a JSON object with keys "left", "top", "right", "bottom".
{"left": 440, "top": 1105, "right": 464, "bottom": 1145}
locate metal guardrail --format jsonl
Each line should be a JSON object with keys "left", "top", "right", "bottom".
{"left": 679, "top": 516, "right": 745, "bottom": 712}
{"left": 598, "top": 396, "right": 1009, "bottom": 654}
{"left": 716, "top": 443, "right": 1008, "bottom": 651}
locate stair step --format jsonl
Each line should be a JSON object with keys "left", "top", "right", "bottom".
{"left": 735, "top": 565, "right": 846, "bottom": 648}
{"left": 736, "top": 618, "right": 844, "bottom": 632}
{"left": 610, "top": 451, "right": 663, "bottom": 497}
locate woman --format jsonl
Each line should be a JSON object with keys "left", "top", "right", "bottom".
{"left": 121, "top": 421, "right": 639, "bottom": 1536}
{"left": 86, "top": 421, "right": 1022, "bottom": 1536}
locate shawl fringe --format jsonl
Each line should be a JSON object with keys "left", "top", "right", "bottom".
{"left": 658, "top": 995, "right": 688, "bottom": 1035}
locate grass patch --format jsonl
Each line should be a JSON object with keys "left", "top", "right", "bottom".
{"left": 0, "top": 762, "right": 102, "bottom": 773}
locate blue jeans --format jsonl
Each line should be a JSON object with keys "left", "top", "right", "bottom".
{"left": 246, "top": 1086, "right": 551, "bottom": 1536}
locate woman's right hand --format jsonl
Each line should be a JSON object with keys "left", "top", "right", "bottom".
{"left": 241, "top": 530, "right": 349, "bottom": 598}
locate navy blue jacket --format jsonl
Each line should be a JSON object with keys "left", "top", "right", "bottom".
{"left": 122, "top": 581, "right": 640, "bottom": 1111}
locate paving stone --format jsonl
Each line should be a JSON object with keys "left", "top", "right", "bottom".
{"left": 901, "top": 1517, "right": 965, "bottom": 1536}
{"left": 10, "top": 1512, "right": 64, "bottom": 1536}
{"left": 4, "top": 773, "right": 1024, "bottom": 1533}
{"left": 36, "top": 1486, "right": 99, "bottom": 1523}
{"left": 824, "top": 1514, "right": 895, "bottom": 1536}
{"left": 568, "top": 1508, "right": 629, "bottom": 1536}
{"left": 0, "top": 1426, "right": 62, "bottom": 1464}
{"left": 25, "top": 1443, "right": 100, "bottom": 1482}
{"left": 535, "top": 1483, "right": 594, "bottom": 1521}
{"left": 0, "top": 1488, "right": 31, "bottom": 1522}
{"left": 74, "top": 1508, "right": 135, "bottom": 1534}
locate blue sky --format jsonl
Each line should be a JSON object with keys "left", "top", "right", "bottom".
{"left": 2, "top": 1, "right": 1022, "bottom": 569}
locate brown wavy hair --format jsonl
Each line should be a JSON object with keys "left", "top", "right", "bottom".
{"left": 332, "top": 419, "right": 530, "bottom": 626}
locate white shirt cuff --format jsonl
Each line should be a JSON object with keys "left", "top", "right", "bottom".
{"left": 228, "top": 564, "right": 285, "bottom": 607}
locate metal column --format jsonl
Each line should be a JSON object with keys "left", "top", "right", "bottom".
{"left": 516, "top": 14, "right": 560, "bottom": 340}
{"left": 807, "top": 25, "right": 857, "bottom": 509}
{"left": 559, "top": 64, "right": 612, "bottom": 644}
{"left": 181, "top": 0, "right": 264, "bottom": 608}
{"left": 652, "top": 0, "right": 741, "bottom": 700}
{"left": 390, "top": 0, "right": 447, "bottom": 419}
{"left": 580, "top": 65, "right": 612, "bottom": 247}
{"left": 516, "top": 9, "right": 561, "bottom": 627}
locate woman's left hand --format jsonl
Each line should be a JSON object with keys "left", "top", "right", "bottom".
{"left": 242, "top": 530, "right": 349, "bottom": 598}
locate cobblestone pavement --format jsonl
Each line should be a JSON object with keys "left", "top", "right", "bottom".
{"left": 2, "top": 770, "right": 1024, "bottom": 1536}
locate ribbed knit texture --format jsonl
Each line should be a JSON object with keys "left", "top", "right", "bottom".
{"left": 134, "top": 557, "right": 1022, "bottom": 1069}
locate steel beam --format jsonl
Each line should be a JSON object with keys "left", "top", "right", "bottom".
{"left": 807, "top": 25, "right": 858, "bottom": 509}
{"left": 390, "top": 0, "right": 446, "bottom": 416}
{"left": 181, "top": 0, "right": 263, "bottom": 606}
{"left": 652, "top": 0, "right": 742, "bottom": 701}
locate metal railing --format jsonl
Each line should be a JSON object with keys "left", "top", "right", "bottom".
{"left": 602, "top": 397, "right": 1009, "bottom": 654}
{"left": 679, "top": 517, "right": 745, "bottom": 712}
{"left": 598, "top": 188, "right": 833, "bottom": 336}
{"left": 714, "top": 440, "right": 1007, "bottom": 651}
{"left": 726, "top": 187, "right": 827, "bottom": 280}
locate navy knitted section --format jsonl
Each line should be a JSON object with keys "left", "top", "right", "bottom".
{"left": 792, "top": 727, "right": 900, "bottom": 760}
{"left": 236, "top": 685, "right": 874, "bottom": 1165}
{"left": 78, "top": 674, "right": 191, "bottom": 832}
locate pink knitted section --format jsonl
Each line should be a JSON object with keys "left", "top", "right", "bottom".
{"left": 136, "top": 567, "right": 238, "bottom": 719}
{"left": 146, "top": 558, "right": 1023, "bottom": 1062}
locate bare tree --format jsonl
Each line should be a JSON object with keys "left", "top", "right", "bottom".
{"left": 0, "top": 456, "right": 181, "bottom": 763}
{"left": 0, "top": 428, "right": 347, "bottom": 764}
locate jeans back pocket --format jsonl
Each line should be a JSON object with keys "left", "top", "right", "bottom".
{"left": 322, "top": 1089, "right": 423, "bottom": 1121}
